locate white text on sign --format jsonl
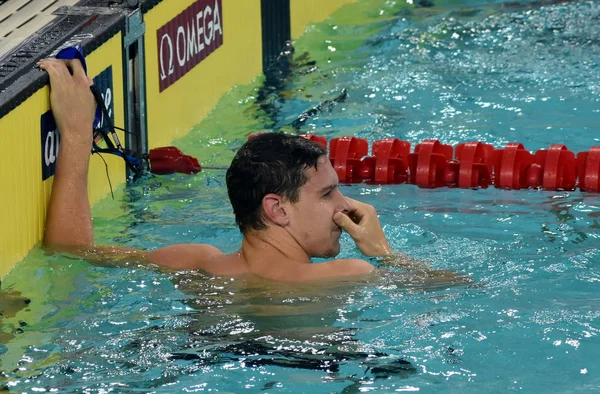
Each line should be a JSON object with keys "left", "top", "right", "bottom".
{"left": 157, "top": 0, "right": 223, "bottom": 92}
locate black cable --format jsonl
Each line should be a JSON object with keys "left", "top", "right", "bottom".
{"left": 95, "top": 152, "right": 115, "bottom": 200}
{"left": 90, "top": 84, "right": 145, "bottom": 179}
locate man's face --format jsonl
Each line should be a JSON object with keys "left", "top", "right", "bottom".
{"left": 285, "top": 155, "right": 351, "bottom": 258}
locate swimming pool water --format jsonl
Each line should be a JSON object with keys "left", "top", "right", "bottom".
{"left": 2, "top": 0, "right": 600, "bottom": 392}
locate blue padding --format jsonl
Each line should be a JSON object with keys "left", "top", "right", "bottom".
{"left": 54, "top": 42, "right": 88, "bottom": 74}
{"left": 52, "top": 42, "right": 101, "bottom": 125}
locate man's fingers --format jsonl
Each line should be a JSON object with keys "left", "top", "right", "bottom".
{"left": 38, "top": 59, "right": 73, "bottom": 85}
{"left": 38, "top": 58, "right": 90, "bottom": 86}
{"left": 333, "top": 212, "right": 359, "bottom": 235}
{"left": 345, "top": 197, "right": 372, "bottom": 216}
{"left": 65, "top": 59, "right": 87, "bottom": 83}
{"left": 344, "top": 198, "right": 378, "bottom": 226}
{"left": 37, "top": 59, "right": 57, "bottom": 75}
{"left": 38, "top": 58, "right": 70, "bottom": 71}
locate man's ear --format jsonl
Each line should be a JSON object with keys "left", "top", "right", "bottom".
{"left": 262, "top": 193, "right": 289, "bottom": 227}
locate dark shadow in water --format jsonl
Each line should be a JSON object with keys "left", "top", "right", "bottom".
{"left": 170, "top": 274, "right": 427, "bottom": 388}
{"left": 290, "top": 88, "right": 348, "bottom": 130}
{"left": 254, "top": 40, "right": 296, "bottom": 128}
{"left": 0, "top": 288, "right": 31, "bottom": 347}
{"left": 169, "top": 338, "right": 417, "bottom": 385}
{"left": 252, "top": 41, "right": 349, "bottom": 133}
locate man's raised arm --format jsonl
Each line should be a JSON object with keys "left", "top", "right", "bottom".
{"left": 39, "top": 58, "right": 96, "bottom": 252}
{"left": 38, "top": 59, "right": 218, "bottom": 270}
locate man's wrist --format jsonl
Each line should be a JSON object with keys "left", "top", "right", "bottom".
{"left": 58, "top": 127, "right": 93, "bottom": 145}
{"left": 373, "top": 242, "right": 393, "bottom": 257}
{"left": 362, "top": 243, "right": 393, "bottom": 257}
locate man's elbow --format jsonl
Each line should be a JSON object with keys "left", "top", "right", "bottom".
{"left": 42, "top": 234, "right": 94, "bottom": 254}
{"left": 345, "top": 258, "right": 377, "bottom": 276}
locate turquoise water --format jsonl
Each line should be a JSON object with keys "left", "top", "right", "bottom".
{"left": 2, "top": 0, "right": 600, "bottom": 392}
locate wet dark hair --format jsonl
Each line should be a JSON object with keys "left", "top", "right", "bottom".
{"left": 226, "top": 133, "right": 327, "bottom": 233}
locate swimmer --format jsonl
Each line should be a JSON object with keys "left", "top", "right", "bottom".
{"left": 39, "top": 58, "right": 466, "bottom": 283}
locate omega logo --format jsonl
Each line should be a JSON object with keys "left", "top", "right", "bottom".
{"left": 157, "top": 0, "right": 223, "bottom": 91}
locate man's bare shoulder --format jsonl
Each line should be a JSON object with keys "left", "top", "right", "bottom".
{"left": 146, "top": 243, "right": 224, "bottom": 270}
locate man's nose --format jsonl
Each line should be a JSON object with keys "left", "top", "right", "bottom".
{"left": 336, "top": 191, "right": 352, "bottom": 213}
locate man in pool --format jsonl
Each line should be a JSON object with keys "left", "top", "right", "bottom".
{"left": 39, "top": 58, "right": 463, "bottom": 283}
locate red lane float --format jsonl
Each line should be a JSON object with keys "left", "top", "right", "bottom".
{"left": 329, "top": 136, "right": 369, "bottom": 183}
{"left": 578, "top": 146, "right": 600, "bottom": 192}
{"left": 148, "top": 134, "right": 600, "bottom": 192}
{"left": 534, "top": 144, "right": 577, "bottom": 191}
{"left": 371, "top": 138, "right": 410, "bottom": 184}
{"left": 454, "top": 141, "right": 494, "bottom": 188}
{"left": 314, "top": 135, "right": 596, "bottom": 192}
{"left": 492, "top": 143, "right": 534, "bottom": 189}
{"left": 148, "top": 146, "right": 201, "bottom": 175}
{"left": 407, "top": 139, "right": 453, "bottom": 188}
{"left": 347, "top": 138, "right": 410, "bottom": 184}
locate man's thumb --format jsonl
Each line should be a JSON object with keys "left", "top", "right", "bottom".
{"left": 333, "top": 212, "right": 357, "bottom": 234}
